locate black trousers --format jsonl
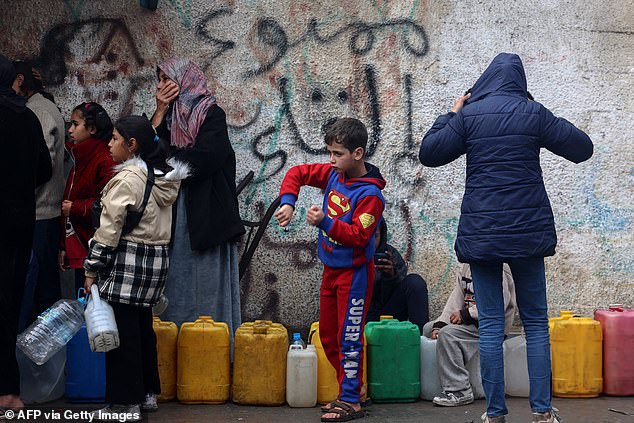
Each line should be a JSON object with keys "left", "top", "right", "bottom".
{"left": 366, "top": 273, "right": 430, "bottom": 334}
{"left": 18, "top": 217, "right": 62, "bottom": 331}
{"left": 0, "top": 216, "right": 34, "bottom": 396}
{"left": 106, "top": 302, "right": 161, "bottom": 405}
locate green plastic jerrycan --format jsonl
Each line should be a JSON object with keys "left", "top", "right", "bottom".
{"left": 365, "top": 316, "right": 420, "bottom": 402}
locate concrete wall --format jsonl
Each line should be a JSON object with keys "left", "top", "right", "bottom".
{"left": 3, "top": 0, "right": 632, "bottom": 332}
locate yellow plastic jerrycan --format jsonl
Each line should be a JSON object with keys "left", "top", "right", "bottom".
{"left": 548, "top": 310, "right": 574, "bottom": 333}
{"left": 232, "top": 320, "right": 288, "bottom": 405}
{"left": 308, "top": 321, "right": 368, "bottom": 405}
{"left": 551, "top": 316, "right": 602, "bottom": 398}
{"left": 152, "top": 317, "right": 178, "bottom": 402}
{"left": 177, "top": 316, "right": 230, "bottom": 404}
{"left": 309, "top": 322, "right": 338, "bottom": 404}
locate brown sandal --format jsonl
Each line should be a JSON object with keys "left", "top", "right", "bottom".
{"left": 321, "top": 397, "right": 371, "bottom": 412}
{"left": 321, "top": 401, "right": 338, "bottom": 412}
{"left": 320, "top": 401, "right": 366, "bottom": 422}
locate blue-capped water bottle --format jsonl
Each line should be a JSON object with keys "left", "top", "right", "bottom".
{"left": 17, "top": 298, "right": 85, "bottom": 365}
{"left": 291, "top": 332, "right": 306, "bottom": 349}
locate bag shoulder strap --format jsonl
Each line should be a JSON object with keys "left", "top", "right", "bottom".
{"left": 138, "top": 164, "right": 155, "bottom": 213}
{"left": 120, "top": 164, "right": 155, "bottom": 236}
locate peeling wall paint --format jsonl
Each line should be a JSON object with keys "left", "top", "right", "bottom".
{"left": 2, "top": 0, "right": 632, "bottom": 332}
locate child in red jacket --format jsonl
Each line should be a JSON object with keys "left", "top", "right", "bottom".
{"left": 59, "top": 102, "right": 116, "bottom": 291}
{"left": 275, "top": 118, "right": 385, "bottom": 422}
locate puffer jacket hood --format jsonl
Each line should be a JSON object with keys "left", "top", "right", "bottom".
{"left": 420, "top": 53, "right": 593, "bottom": 263}
{"left": 113, "top": 156, "right": 190, "bottom": 208}
{"left": 467, "top": 53, "right": 528, "bottom": 103}
{"left": 93, "top": 156, "right": 189, "bottom": 247}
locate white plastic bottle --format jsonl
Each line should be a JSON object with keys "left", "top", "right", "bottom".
{"left": 17, "top": 299, "right": 84, "bottom": 365}
{"left": 504, "top": 334, "right": 530, "bottom": 397}
{"left": 84, "top": 284, "right": 120, "bottom": 353}
{"left": 291, "top": 332, "right": 306, "bottom": 348}
{"left": 420, "top": 336, "right": 442, "bottom": 400}
{"left": 286, "top": 339, "right": 317, "bottom": 407}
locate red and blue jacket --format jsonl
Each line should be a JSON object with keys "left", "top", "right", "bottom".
{"left": 279, "top": 162, "right": 386, "bottom": 268}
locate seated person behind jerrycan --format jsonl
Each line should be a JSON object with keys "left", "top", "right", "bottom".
{"left": 422, "top": 263, "right": 516, "bottom": 407}
{"left": 366, "top": 219, "right": 429, "bottom": 334}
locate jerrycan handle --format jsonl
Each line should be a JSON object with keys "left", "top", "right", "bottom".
{"left": 89, "top": 284, "right": 102, "bottom": 307}
{"left": 308, "top": 327, "right": 317, "bottom": 344}
{"left": 77, "top": 288, "right": 87, "bottom": 307}
{"left": 609, "top": 304, "right": 624, "bottom": 312}
{"left": 253, "top": 323, "right": 268, "bottom": 335}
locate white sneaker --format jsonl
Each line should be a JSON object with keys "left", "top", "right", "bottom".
{"left": 433, "top": 389, "right": 474, "bottom": 406}
{"left": 89, "top": 404, "right": 142, "bottom": 422}
{"left": 481, "top": 412, "right": 507, "bottom": 423}
{"left": 532, "top": 407, "right": 562, "bottom": 423}
{"left": 142, "top": 392, "right": 158, "bottom": 412}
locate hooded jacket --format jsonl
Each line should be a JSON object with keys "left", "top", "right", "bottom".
{"left": 61, "top": 138, "right": 116, "bottom": 249}
{"left": 432, "top": 263, "right": 516, "bottom": 334}
{"left": 92, "top": 157, "right": 189, "bottom": 248}
{"left": 419, "top": 53, "right": 593, "bottom": 263}
{"left": 280, "top": 162, "right": 386, "bottom": 268}
{"left": 84, "top": 157, "right": 189, "bottom": 306}
{"left": 369, "top": 220, "right": 409, "bottom": 311}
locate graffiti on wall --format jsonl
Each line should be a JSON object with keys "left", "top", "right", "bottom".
{"left": 8, "top": 0, "right": 631, "bottom": 325}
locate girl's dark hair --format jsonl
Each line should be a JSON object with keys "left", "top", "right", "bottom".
{"left": 72, "top": 102, "right": 113, "bottom": 141}
{"left": 114, "top": 115, "right": 171, "bottom": 173}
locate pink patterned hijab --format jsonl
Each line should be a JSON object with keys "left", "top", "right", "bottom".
{"left": 157, "top": 58, "right": 216, "bottom": 148}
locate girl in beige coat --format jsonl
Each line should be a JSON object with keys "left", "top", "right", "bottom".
{"left": 83, "top": 116, "right": 188, "bottom": 421}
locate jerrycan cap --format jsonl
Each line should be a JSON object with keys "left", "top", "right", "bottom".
{"left": 608, "top": 304, "right": 624, "bottom": 312}
{"left": 559, "top": 310, "right": 574, "bottom": 317}
{"left": 379, "top": 315, "right": 394, "bottom": 320}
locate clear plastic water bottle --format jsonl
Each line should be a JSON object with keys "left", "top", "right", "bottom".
{"left": 17, "top": 299, "right": 85, "bottom": 365}
{"left": 291, "top": 332, "right": 306, "bottom": 349}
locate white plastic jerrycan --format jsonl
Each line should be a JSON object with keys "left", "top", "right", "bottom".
{"left": 286, "top": 343, "right": 318, "bottom": 407}
{"left": 420, "top": 336, "right": 442, "bottom": 400}
{"left": 420, "top": 334, "right": 485, "bottom": 400}
{"left": 84, "top": 285, "right": 120, "bottom": 352}
{"left": 504, "top": 334, "right": 529, "bottom": 397}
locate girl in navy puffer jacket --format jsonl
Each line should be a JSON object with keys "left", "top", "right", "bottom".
{"left": 419, "top": 53, "right": 592, "bottom": 423}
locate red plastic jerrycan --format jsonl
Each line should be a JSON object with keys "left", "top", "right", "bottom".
{"left": 594, "top": 305, "right": 634, "bottom": 396}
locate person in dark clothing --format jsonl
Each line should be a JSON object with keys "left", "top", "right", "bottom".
{"left": 366, "top": 219, "right": 429, "bottom": 334}
{"left": 0, "top": 54, "right": 52, "bottom": 414}
{"left": 151, "top": 58, "right": 245, "bottom": 334}
{"left": 12, "top": 60, "right": 66, "bottom": 328}
{"left": 419, "top": 53, "right": 593, "bottom": 423}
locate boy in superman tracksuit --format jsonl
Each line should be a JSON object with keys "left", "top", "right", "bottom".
{"left": 275, "top": 118, "right": 385, "bottom": 422}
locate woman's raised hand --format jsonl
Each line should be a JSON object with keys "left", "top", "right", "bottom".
{"left": 156, "top": 80, "right": 180, "bottom": 110}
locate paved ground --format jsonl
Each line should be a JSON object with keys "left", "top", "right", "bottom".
{"left": 19, "top": 396, "right": 634, "bottom": 423}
